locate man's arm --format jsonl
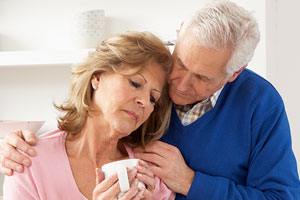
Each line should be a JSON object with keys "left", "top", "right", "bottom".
{"left": 134, "top": 104, "right": 300, "bottom": 199}
{"left": 0, "top": 130, "right": 37, "bottom": 175}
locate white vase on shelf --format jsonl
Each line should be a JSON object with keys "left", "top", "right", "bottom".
{"left": 71, "top": 9, "right": 105, "bottom": 49}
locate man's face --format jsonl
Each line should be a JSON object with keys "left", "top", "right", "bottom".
{"left": 168, "top": 29, "right": 232, "bottom": 105}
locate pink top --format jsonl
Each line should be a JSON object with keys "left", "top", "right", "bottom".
{"left": 3, "top": 129, "right": 175, "bottom": 200}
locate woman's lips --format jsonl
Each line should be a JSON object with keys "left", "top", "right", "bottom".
{"left": 124, "top": 110, "right": 138, "bottom": 120}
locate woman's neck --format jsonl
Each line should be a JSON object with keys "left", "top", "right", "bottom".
{"left": 65, "top": 116, "right": 128, "bottom": 167}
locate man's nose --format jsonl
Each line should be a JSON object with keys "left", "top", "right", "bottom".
{"left": 176, "top": 72, "right": 193, "bottom": 92}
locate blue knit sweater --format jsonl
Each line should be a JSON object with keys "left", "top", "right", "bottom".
{"left": 161, "top": 69, "right": 300, "bottom": 199}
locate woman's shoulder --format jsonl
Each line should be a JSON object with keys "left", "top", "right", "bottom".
{"left": 25, "top": 129, "right": 67, "bottom": 158}
{"left": 3, "top": 130, "right": 72, "bottom": 199}
{"left": 37, "top": 129, "right": 66, "bottom": 141}
{"left": 10, "top": 129, "right": 68, "bottom": 172}
{"left": 32, "top": 129, "right": 67, "bottom": 160}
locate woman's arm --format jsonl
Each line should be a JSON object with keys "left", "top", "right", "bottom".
{"left": 3, "top": 166, "right": 39, "bottom": 199}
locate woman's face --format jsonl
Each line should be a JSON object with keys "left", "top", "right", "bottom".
{"left": 91, "top": 61, "right": 166, "bottom": 136}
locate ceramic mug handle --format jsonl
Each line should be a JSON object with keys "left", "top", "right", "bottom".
{"left": 117, "top": 166, "right": 130, "bottom": 193}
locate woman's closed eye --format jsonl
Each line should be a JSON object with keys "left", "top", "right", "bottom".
{"left": 129, "top": 80, "right": 141, "bottom": 88}
{"left": 150, "top": 95, "right": 156, "bottom": 104}
{"left": 129, "top": 79, "right": 157, "bottom": 104}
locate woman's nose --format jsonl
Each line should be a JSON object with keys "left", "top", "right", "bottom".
{"left": 136, "top": 98, "right": 145, "bottom": 107}
{"left": 135, "top": 93, "right": 149, "bottom": 108}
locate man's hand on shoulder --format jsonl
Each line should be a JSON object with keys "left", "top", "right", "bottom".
{"left": 0, "top": 130, "right": 37, "bottom": 175}
{"left": 133, "top": 141, "right": 195, "bottom": 196}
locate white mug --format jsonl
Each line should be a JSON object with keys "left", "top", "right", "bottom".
{"left": 101, "top": 159, "right": 145, "bottom": 198}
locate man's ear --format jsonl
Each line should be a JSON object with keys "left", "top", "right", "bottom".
{"left": 228, "top": 65, "right": 247, "bottom": 83}
{"left": 176, "top": 22, "right": 184, "bottom": 38}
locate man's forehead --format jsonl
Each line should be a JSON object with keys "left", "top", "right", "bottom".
{"left": 175, "top": 38, "right": 231, "bottom": 75}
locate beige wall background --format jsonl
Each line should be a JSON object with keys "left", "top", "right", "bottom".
{"left": 266, "top": 0, "right": 300, "bottom": 170}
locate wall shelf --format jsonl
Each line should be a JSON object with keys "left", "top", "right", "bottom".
{"left": 0, "top": 49, "right": 92, "bottom": 67}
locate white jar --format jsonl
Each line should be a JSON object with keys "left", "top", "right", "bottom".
{"left": 71, "top": 9, "right": 105, "bottom": 49}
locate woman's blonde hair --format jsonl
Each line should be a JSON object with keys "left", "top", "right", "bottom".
{"left": 55, "top": 31, "right": 173, "bottom": 147}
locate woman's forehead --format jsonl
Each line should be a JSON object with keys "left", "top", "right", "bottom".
{"left": 116, "top": 64, "right": 143, "bottom": 75}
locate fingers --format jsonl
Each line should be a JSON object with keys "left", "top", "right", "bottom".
{"left": 119, "top": 178, "right": 140, "bottom": 200}
{"left": 134, "top": 142, "right": 182, "bottom": 171}
{"left": 145, "top": 141, "right": 176, "bottom": 153}
{"left": 142, "top": 188, "right": 153, "bottom": 200}
{"left": 0, "top": 166, "right": 12, "bottom": 176}
{"left": 147, "top": 164, "right": 163, "bottom": 180}
{"left": 0, "top": 153, "right": 24, "bottom": 173}
{"left": 128, "top": 168, "right": 138, "bottom": 183}
{"left": 0, "top": 142, "right": 32, "bottom": 175}
{"left": 93, "top": 172, "right": 119, "bottom": 199}
{"left": 129, "top": 188, "right": 145, "bottom": 200}
{"left": 93, "top": 181, "right": 121, "bottom": 200}
{"left": 136, "top": 161, "right": 155, "bottom": 192}
{"left": 4, "top": 131, "right": 36, "bottom": 157}
{"left": 137, "top": 160, "right": 154, "bottom": 177}
{"left": 95, "top": 168, "right": 104, "bottom": 185}
{"left": 93, "top": 168, "right": 138, "bottom": 199}
{"left": 133, "top": 141, "right": 173, "bottom": 157}
{"left": 94, "top": 172, "right": 119, "bottom": 194}
{"left": 1, "top": 142, "right": 31, "bottom": 164}
{"left": 0, "top": 130, "right": 37, "bottom": 174}
{"left": 18, "top": 130, "right": 37, "bottom": 146}
{"left": 134, "top": 152, "right": 165, "bottom": 167}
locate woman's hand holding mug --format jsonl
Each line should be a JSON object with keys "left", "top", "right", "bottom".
{"left": 92, "top": 159, "right": 155, "bottom": 200}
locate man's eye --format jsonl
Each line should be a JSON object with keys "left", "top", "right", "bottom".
{"left": 129, "top": 80, "right": 141, "bottom": 88}
{"left": 150, "top": 95, "right": 156, "bottom": 104}
{"left": 178, "top": 63, "right": 185, "bottom": 70}
{"left": 195, "top": 75, "right": 210, "bottom": 82}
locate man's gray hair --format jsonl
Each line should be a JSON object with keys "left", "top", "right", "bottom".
{"left": 180, "top": 0, "right": 260, "bottom": 75}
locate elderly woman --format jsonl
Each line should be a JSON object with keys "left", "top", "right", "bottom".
{"left": 3, "top": 31, "right": 175, "bottom": 200}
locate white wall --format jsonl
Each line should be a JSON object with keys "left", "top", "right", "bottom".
{"left": 266, "top": 0, "right": 300, "bottom": 173}
{"left": 0, "top": 0, "right": 202, "bottom": 51}
{"left": 0, "top": 0, "right": 266, "bottom": 75}
{"left": 0, "top": 0, "right": 266, "bottom": 137}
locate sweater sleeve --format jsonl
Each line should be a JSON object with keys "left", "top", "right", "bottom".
{"left": 186, "top": 101, "right": 300, "bottom": 199}
{"left": 3, "top": 169, "right": 40, "bottom": 199}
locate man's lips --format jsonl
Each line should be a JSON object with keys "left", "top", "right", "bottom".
{"left": 124, "top": 110, "right": 138, "bottom": 120}
{"left": 172, "top": 87, "right": 190, "bottom": 97}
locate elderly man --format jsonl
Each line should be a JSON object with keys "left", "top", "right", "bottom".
{"left": 1, "top": 0, "right": 299, "bottom": 199}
